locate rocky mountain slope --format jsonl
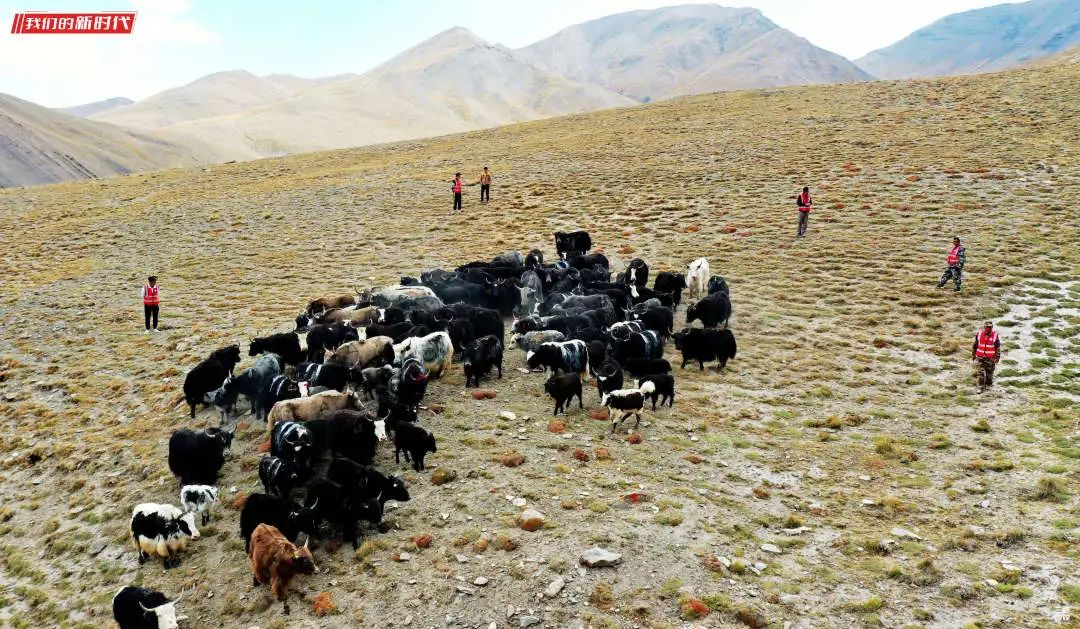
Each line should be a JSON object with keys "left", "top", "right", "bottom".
{"left": 857, "top": 0, "right": 1080, "bottom": 79}
{"left": 0, "top": 93, "right": 200, "bottom": 188}
{"left": 518, "top": 4, "right": 873, "bottom": 101}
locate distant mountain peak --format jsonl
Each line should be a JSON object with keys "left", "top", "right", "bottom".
{"left": 856, "top": 0, "right": 1080, "bottom": 79}
{"left": 58, "top": 96, "right": 133, "bottom": 118}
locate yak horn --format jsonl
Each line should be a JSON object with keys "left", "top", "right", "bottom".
{"left": 173, "top": 588, "right": 185, "bottom": 604}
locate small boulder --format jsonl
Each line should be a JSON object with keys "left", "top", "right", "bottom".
{"left": 431, "top": 468, "right": 458, "bottom": 485}
{"left": 498, "top": 451, "right": 525, "bottom": 467}
{"left": 579, "top": 547, "right": 622, "bottom": 568}
{"left": 544, "top": 576, "right": 565, "bottom": 598}
{"left": 518, "top": 508, "right": 545, "bottom": 532}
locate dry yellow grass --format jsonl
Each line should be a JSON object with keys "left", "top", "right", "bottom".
{"left": 0, "top": 57, "right": 1077, "bottom": 628}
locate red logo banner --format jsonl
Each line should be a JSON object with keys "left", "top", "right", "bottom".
{"left": 11, "top": 11, "right": 136, "bottom": 34}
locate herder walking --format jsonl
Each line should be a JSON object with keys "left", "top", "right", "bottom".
{"left": 937, "top": 237, "right": 966, "bottom": 291}
{"left": 479, "top": 166, "right": 492, "bottom": 203}
{"left": 971, "top": 320, "right": 1001, "bottom": 392}
{"left": 452, "top": 173, "right": 464, "bottom": 212}
{"left": 142, "top": 275, "right": 160, "bottom": 333}
{"left": 796, "top": 186, "right": 812, "bottom": 237}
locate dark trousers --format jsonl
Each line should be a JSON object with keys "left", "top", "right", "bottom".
{"left": 480, "top": 184, "right": 490, "bottom": 202}
{"left": 938, "top": 266, "right": 962, "bottom": 290}
{"left": 144, "top": 305, "right": 159, "bottom": 330}
{"left": 453, "top": 192, "right": 462, "bottom": 211}
{"left": 975, "top": 358, "right": 996, "bottom": 390}
{"left": 797, "top": 210, "right": 810, "bottom": 236}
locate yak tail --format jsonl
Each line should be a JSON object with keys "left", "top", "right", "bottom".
{"left": 639, "top": 381, "right": 656, "bottom": 395}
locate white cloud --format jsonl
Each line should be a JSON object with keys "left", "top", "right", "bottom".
{"left": 0, "top": 0, "right": 220, "bottom": 107}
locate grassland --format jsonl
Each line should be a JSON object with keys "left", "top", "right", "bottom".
{"left": 0, "top": 55, "right": 1077, "bottom": 628}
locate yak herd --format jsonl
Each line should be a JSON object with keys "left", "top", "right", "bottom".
{"left": 114, "top": 229, "right": 737, "bottom": 626}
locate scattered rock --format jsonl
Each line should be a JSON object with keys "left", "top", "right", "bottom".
{"left": 587, "top": 409, "right": 609, "bottom": 420}
{"left": 498, "top": 451, "right": 525, "bottom": 467}
{"left": 511, "top": 497, "right": 527, "bottom": 507}
{"left": 544, "top": 576, "right": 565, "bottom": 598}
{"left": 760, "top": 543, "right": 782, "bottom": 554}
{"left": 474, "top": 576, "right": 489, "bottom": 586}
{"left": 471, "top": 389, "right": 497, "bottom": 400}
{"left": 395, "top": 551, "right": 412, "bottom": 562}
{"left": 431, "top": 468, "right": 458, "bottom": 485}
{"left": 518, "top": 509, "right": 545, "bottom": 532}
{"left": 594, "top": 447, "right": 612, "bottom": 460}
{"left": 410, "top": 534, "right": 433, "bottom": 549}
{"left": 626, "top": 433, "right": 643, "bottom": 444}
{"left": 499, "top": 411, "right": 517, "bottom": 421}
{"left": 519, "top": 616, "right": 541, "bottom": 628}
{"left": 891, "top": 526, "right": 922, "bottom": 540}
{"left": 736, "top": 607, "right": 767, "bottom": 628}
{"left": 455, "top": 554, "right": 469, "bottom": 563}
{"left": 579, "top": 547, "right": 622, "bottom": 567}
{"left": 456, "top": 585, "right": 475, "bottom": 595}
{"left": 548, "top": 420, "right": 567, "bottom": 433}
{"left": 573, "top": 448, "right": 589, "bottom": 462}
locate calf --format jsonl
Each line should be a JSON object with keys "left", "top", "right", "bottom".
{"left": 258, "top": 455, "right": 301, "bottom": 498}
{"left": 462, "top": 334, "right": 503, "bottom": 387}
{"left": 595, "top": 359, "right": 624, "bottom": 401}
{"left": 638, "top": 374, "right": 675, "bottom": 409}
{"left": 544, "top": 372, "right": 583, "bottom": 416}
{"left": 393, "top": 422, "right": 437, "bottom": 471}
{"left": 393, "top": 331, "right": 453, "bottom": 378}
{"left": 179, "top": 485, "right": 218, "bottom": 525}
{"left": 524, "top": 249, "right": 544, "bottom": 268}
{"left": 526, "top": 339, "right": 589, "bottom": 377}
{"left": 112, "top": 586, "right": 184, "bottom": 629}
{"left": 686, "top": 291, "right": 732, "bottom": 329}
{"left": 325, "top": 336, "right": 395, "bottom": 369}
{"left": 686, "top": 258, "right": 710, "bottom": 299}
{"left": 653, "top": 272, "right": 687, "bottom": 307}
{"left": 130, "top": 503, "right": 200, "bottom": 569}
{"left": 305, "top": 322, "right": 359, "bottom": 363}
{"left": 239, "top": 494, "right": 318, "bottom": 553}
{"left": 250, "top": 332, "right": 303, "bottom": 366}
{"left": 168, "top": 427, "right": 232, "bottom": 486}
{"left": 318, "top": 305, "right": 379, "bottom": 327}
{"left": 182, "top": 350, "right": 234, "bottom": 419}
{"left": 602, "top": 381, "right": 656, "bottom": 432}
{"left": 515, "top": 269, "right": 544, "bottom": 316}
{"left": 266, "top": 390, "right": 359, "bottom": 433}
{"left": 304, "top": 479, "right": 383, "bottom": 549}
{"left": 249, "top": 524, "right": 318, "bottom": 615}
{"left": 620, "top": 358, "right": 672, "bottom": 377}
{"left": 672, "top": 327, "right": 737, "bottom": 370}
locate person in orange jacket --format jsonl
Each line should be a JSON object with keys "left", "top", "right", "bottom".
{"left": 971, "top": 320, "right": 1001, "bottom": 392}
{"left": 141, "top": 275, "right": 160, "bottom": 333}
{"left": 796, "top": 186, "right": 812, "bottom": 237}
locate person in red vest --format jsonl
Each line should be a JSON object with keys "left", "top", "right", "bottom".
{"left": 971, "top": 320, "right": 1001, "bottom": 392}
{"left": 141, "top": 275, "right": 160, "bottom": 333}
{"left": 796, "top": 186, "right": 812, "bottom": 237}
{"left": 451, "top": 173, "right": 464, "bottom": 212}
{"left": 937, "top": 237, "right": 966, "bottom": 291}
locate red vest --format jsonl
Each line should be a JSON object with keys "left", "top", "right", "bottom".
{"left": 452, "top": 179, "right": 462, "bottom": 193}
{"left": 975, "top": 329, "right": 999, "bottom": 359}
{"left": 947, "top": 245, "right": 961, "bottom": 265}
{"left": 799, "top": 192, "right": 811, "bottom": 211}
{"left": 143, "top": 284, "right": 159, "bottom": 306}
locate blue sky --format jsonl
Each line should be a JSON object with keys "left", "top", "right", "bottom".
{"left": 0, "top": 0, "right": 1013, "bottom": 107}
